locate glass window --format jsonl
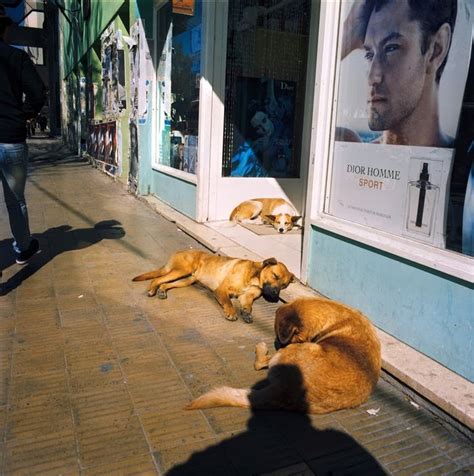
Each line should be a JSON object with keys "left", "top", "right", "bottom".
{"left": 326, "top": 0, "right": 473, "bottom": 257}
{"left": 221, "top": 0, "right": 311, "bottom": 178}
{"left": 156, "top": 0, "right": 202, "bottom": 175}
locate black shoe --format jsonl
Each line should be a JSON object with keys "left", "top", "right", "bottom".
{"left": 15, "top": 239, "right": 40, "bottom": 265}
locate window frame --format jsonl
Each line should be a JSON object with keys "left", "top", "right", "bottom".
{"left": 151, "top": 0, "right": 203, "bottom": 186}
{"left": 302, "top": 1, "right": 473, "bottom": 284}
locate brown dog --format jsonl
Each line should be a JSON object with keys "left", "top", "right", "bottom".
{"left": 229, "top": 198, "right": 301, "bottom": 234}
{"left": 132, "top": 250, "right": 294, "bottom": 323}
{"left": 186, "top": 297, "right": 381, "bottom": 413}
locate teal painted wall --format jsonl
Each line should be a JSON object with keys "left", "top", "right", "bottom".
{"left": 151, "top": 171, "right": 197, "bottom": 219}
{"left": 131, "top": 0, "right": 198, "bottom": 218}
{"left": 307, "top": 226, "right": 474, "bottom": 382}
{"left": 129, "top": 0, "right": 154, "bottom": 198}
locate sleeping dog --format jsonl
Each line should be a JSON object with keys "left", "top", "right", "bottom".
{"left": 186, "top": 297, "right": 381, "bottom": 413}
{"left": 229, "top": 198, "right": 302, "bottom": 233}
{"left": 132, "top": 250, "right": 294, "bottom": 323}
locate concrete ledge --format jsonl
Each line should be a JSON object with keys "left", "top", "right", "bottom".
{"left": 141, "top": 194, "right": 474, "bottom": 431}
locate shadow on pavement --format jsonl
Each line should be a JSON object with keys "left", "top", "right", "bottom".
{"left": 0, "top": 220, "right": 125, "bottom": 295}
{"left": 166, "top": 365, "right": 387, "bottom": 475}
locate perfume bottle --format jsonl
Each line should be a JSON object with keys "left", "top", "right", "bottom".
{"left": 405, "top": 162, "right": 439, "bottom": 237}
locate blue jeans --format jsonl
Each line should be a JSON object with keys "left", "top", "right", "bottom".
{"left": 0, "top": 143, "right": 32, "bottom": 254}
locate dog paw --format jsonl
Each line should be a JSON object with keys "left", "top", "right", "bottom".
{"left": 240, "top": 310, "right": 253, "bottom": 324}
{"left": 225, "top": 313, "right": 238, "bottom": 321}
{"left": 255, "top": 341, "right": 268, "bottom": 355}
{"left": 147, "top": 289, "right": 157, "bottom": 297}
{"left": 156, "top": 289, "right": 167, "bottom": 299}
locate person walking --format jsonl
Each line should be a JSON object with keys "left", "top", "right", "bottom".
{"left": 0, "top": 6, "right": 46, "bottom": 273}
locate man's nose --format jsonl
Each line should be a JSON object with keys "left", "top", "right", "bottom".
{"left": 368, "top": 54, "right": 384, "bottom": 86}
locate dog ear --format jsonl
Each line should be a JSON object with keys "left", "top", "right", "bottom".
{"left": 291, "top": 215, "right": 302, "bottom": 223}
{"left": 265, "top": 214, "right": 276, "bottom": 222}
{"left": 262, "top": 257, "right": 278, "bottom": 267}
{"left": 275, "top": 307, "right": 300, "bottom": 345}
{"left": 290, "top": 273, "right": 295, "bottom": 283}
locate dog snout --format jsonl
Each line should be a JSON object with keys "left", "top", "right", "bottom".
{"left": 262, "top": 283, "right": 280, "bottom": 302}
{"left": 278, "top": 228, "right": 285, "bottom": 233}
{"left": 274, "top": 338, "right": 284, "bottom": 350}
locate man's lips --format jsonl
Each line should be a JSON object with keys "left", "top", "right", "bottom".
{"left": 369, "top": 96, "right": 386, "bottom": 104}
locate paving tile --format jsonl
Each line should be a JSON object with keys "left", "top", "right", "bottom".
{"left": 56, "top": 293, "right": 98, "bottom": 312}
{"left": 9, "top": 370, "right": 68, "bottom": 401}
{"left": 395, "top": 457, "right": 458, "bottom": 475}
{"left": 68, "top": 366, "right": 125, "bottom": 395}
{"left": 153, "top": 435, "right": 232, "bottom": 474}
{"left": 15, "top": 284, "right": 56, "bottom": 301}
{"left": 142, "top": 410, "right": 216, "bottom": 451}
{"left": 81, "top": 452, "right": 158, "bottom": 475}
{"left": 383, "top": 447, "right": 441, "bottom": 472}
{"left": 7, "top": 395, "right": 72, "bottom": 440}
{"left": 15, "top": 297, "right": 57, "bottom": 314}
{"left": 12, "top": 348, "right": 65, "bottom": 376}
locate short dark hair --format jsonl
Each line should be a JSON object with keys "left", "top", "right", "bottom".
{"left": 369, "top": 0, "right": 457, "bottom": 82}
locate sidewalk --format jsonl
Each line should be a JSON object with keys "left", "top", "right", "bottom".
{"left": 0, "top": 139, "right": 472, "bottom": 475}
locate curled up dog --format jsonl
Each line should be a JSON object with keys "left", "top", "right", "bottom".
{"left": 230, "top": 198, "right": 302, "bottom": 233}
{"left": 186, "top": 297, "right": 381, "bottom": 413}
{"left": 132, "top": 250, "right": 294, "bottom": 323}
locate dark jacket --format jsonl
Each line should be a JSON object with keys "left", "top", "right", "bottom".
{"left": 0, "top": 39, "right": 46, "bottom": 143}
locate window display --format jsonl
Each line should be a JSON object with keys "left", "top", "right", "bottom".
{"left": 222, "top": 0, "right": 311, "bottom": 178}
{"left": 327, "top": 0, "right": 472, "bottom": 255}
{"left": 156, "top": 0, "right": 202, "bottom": 175}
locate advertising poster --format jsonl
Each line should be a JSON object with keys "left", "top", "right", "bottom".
{"left": 86, "top": 122, "right": 119, "bottom": 176}
{"left": 230, "top": 77, "right": 297, "bottom": 178}
{"left": 329, "top": 0, "right": 472, "bottom": 249}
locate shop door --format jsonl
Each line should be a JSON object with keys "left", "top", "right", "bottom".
{"left": 207, "top": 0, "right": 313, "bottom": 220}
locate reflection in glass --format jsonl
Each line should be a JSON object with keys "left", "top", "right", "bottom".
{"left": 222, "top": 0, "right": 311, "bottom": 178}
{"left": 156, "top": 0, "right": 202, "bottom": 174}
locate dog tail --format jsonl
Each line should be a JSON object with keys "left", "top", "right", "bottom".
{"left": 186, "top": 382, "right": 284, "bottom": 411}
{"left": 132, "top": 269, "right": 165, "bottom": 281}
{"left": 185, "top": 386, "right": 251, "bottom": 410}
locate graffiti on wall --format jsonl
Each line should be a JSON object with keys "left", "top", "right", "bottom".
{"left": 101, "top": 26, "right": 126, "bottom": 117}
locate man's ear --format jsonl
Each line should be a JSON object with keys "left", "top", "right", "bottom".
{"left": 426, "top": 23, "right": 451, "bottom": 77}
{"left": 265, "top": 214, "right": 276, "bottom": 223}
{"left": 262, "top": 257, "right": 278, "bottom": 267}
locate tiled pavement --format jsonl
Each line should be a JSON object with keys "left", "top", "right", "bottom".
{"left": 0, "top": 138, "right": 472, "bottom": 475}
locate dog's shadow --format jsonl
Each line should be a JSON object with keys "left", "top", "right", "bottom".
{"left": 0, "top": 220, "right": 125, "bottom": 295}
{"left": 165, "top": 365, "right": 387, "bottom": 475}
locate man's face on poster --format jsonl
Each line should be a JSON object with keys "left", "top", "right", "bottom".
{"left": 251, "top": 111, "right": 274, "bottom": 138}
{"left": 363, "top": 0, "right": 430, "bottom": 131}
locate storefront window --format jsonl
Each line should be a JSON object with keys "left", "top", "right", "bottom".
{"left": 221, "top": 0, "right": 311, "bottom": 178}
{"left": 327, "top": 0, "right": 473, "bottom": 256}
{"left": 156, "top": 0, "right": 202, "bottom": 175}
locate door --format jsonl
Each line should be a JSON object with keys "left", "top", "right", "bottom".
{"left": 205, "top": 0, "right": 314, "bottom": 220}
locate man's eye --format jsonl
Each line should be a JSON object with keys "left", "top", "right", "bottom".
{"left": 364, "top": 51, "right": 374, "bottom": 61}
{"left": 385, "top": 44, "right": 400, "bottom": 53}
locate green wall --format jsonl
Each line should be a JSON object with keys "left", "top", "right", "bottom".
{"left": 62, "top": 0, "right": 126, "bottom": 76}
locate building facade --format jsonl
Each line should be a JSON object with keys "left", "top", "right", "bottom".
{"left": 60, "top": 0, "right": 473, "bottom": 382}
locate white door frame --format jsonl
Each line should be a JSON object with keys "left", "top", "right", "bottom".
{"left": 197, "top": 1, "right": 320, "bottom": 223}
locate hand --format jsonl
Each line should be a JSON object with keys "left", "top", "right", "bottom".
{"left": 341, "top": 0, "right": 374, "bottom": 60}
